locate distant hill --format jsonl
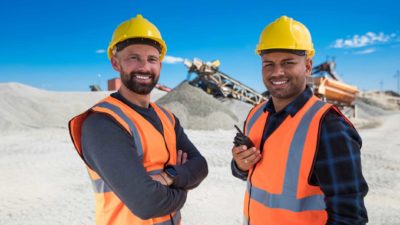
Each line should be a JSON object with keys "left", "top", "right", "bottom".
{"left": 0, "top": 82, "right": 169, "bottom": 133}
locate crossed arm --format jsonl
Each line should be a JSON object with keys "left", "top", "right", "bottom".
{"left": 81, "top": 113, "right": 207, "bottom": 219}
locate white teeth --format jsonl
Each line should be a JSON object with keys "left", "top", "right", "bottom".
{"left": 135, "top": 75, "right": 150, "bottom": 80}
{"left": 272, "top": 80, "right": 287, "bottom": 85}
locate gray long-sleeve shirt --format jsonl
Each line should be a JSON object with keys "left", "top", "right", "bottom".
{"left": 81, "top": 92, "right": 208, "bottom": 220}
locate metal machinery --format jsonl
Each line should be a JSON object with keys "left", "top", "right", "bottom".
{"left": 184, "top": 58, "right": 359, "bottom": 117}
{"left": 183, "top": 58, "right": 267, "bottom": 105}
{"left": 89, "top": 84, "right": 102, "bottom": 92}
{"left": 311, "top": 61, "right": 359, "bottom": 117}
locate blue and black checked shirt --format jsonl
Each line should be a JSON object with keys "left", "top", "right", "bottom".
{"left": 232, "top": 87, "right": 369, "bottom": 225}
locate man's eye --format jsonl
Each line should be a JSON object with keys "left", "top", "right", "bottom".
{"left": 284, "top": 61, "right": 295, "bottom": 65}
{"left": 129, "top": 55, "right": 139, "bottom": 60}
{"left": 148, "top": 58, "right": 159, "bottom": 63}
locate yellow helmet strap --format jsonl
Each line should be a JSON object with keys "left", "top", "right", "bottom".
{"left": 115, "top": 38, "right": 163, "bottom": 54}
{"left": 259, "top": 49, "right": 306, "bottom": 56}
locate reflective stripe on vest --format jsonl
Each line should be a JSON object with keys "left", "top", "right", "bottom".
{"left": 246, "top": 100, "right": 327, "bottom": 212}
{"left": 96, "top": 101, "right": 144, "bottom": 160}
{"left": 158, "top": 106, "right": 174, "bottom": 125}
{"left": 92, "top": 178, "right": 112, "bottom": 193}
{"left": 69, "top": 97, "right": 179, "bottom": 225}
{"left": 245, "top": 101, "right": 268, "bottom": 134}
{"left": 91, "top": 169, "right": 165, "bottom": 193}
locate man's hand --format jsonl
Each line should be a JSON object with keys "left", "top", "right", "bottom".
{"left": 150, "top": 149, "right": 188, "bottom": 186}
{"left": 150, "top": 172, "right": 173, "bottom": 186}
{"left": 232, "top": 145, "right": 261, "bottom": 171}
{"left": 176, "top": 149, "right": 187, "bottom": 165}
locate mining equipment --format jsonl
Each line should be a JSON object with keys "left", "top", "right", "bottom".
{"left": 184, "top": 58, "right": 359, "bottom": 117}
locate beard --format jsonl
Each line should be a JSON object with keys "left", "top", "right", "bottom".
{"left": 121, "top": 70, "right": 159, "bottom": 95}
{"left": 264, "top": 76, "right": 306, "bottom": 101}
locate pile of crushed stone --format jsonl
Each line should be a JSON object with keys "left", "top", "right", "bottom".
{"left": 156, "top": 81, "right": 252, "bottom": 130}
{"left": 2, "top": 81, "right": 395, "bottom": 132}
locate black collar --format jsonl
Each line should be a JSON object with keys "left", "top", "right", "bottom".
{"left": 263, "top": 86, "right": 313, "bottom": 117}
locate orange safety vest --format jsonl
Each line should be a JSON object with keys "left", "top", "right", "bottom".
{"left": 69, "top": 96, "right": 181, "bottom": 225}
{"left": 242, "top": 96, "right": 335, "bottom": 225}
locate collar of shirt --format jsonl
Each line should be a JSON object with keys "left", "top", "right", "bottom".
{"left": 111, "top": 91, "right": 154, "bottom": 112}
{"left": 110, "top": 92, "right": 164, "bottom": 134}
{"left": 263, "top": 86, "right": 313, "bottom": 117}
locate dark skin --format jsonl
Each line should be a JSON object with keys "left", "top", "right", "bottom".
{"left": 232, "top": 52, "right": 312, "bottom": 171}
{"left": 260, "top": 52, "right": 312, "bottom": 112}
{"left": 232, "top": 146, "right": 262, "bottom": 171}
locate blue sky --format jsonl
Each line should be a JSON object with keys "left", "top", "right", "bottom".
{"left": 1, "top": 0, "right": 399, "bottom": 92}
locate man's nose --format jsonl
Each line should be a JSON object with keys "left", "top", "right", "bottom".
{"left": 136, "top": 59, "right": 151, "bottom": 72}
{"left": 272, "top": 65, "right": 285, "bottom": 76}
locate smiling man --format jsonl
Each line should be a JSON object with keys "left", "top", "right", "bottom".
{"left": 69, "top": 14, "right": 208, "bottom": 225}
{"left": 231, "top": 16, "right": 368, "bottom": 225}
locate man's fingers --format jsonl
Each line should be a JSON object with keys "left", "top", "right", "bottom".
{"left": 242, "top": 150, "right": 261, "bottom": 164}
{"left": 232, "top": 145, "right": 248, "bottom": 154}
{"left": 182, "top": 152, "right": 188, "bottom": 164}
{"left": 177, "top": 150, "right": 183, "bottom": 165}
{"left": 235, "top": 150, "right": 262, "bottom": 171}
{"left": 149, "top": 174, "right": 167, "bottom": 185}
{"left": 232, "top": 146, "right": 261, "bottom": 171}
{"left": 176, "top": 150, "right": 188, "bottom": 165}
{"left": 236, "top": 147, "right": 258, "bottom": 159}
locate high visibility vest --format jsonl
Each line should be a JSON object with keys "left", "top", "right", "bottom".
{"left": 242, "top": 96, "right": 335, "bottom": 225}
{"left": 69, "top": 96, "right": 181, "bottom": 225}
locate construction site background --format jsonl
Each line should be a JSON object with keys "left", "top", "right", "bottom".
{"left": 102, "top": 58, "right": 400, "bottom": 120}
{"left": 1, "top": 81, "right": 399, "bottom": 225}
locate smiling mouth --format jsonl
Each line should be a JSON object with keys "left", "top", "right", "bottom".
{"left": 271, "top": 80, "right": 288, "bottom": 86}
{"left": 133, "top": 74, "right": 152, "bottom": 81}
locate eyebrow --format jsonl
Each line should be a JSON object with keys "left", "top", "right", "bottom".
{"left": 126, "top": 52, "right": 159, "bottom": 58}
{"left": 148, "top": 54, "right": 160, "bottom": 58}
{"left": 262, "top": 57, "right": 297, "bottom": 63}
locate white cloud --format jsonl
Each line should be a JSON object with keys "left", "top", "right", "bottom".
{"left": 332, "top": 32, "right": 395, "bottom": 48}
{"left": 354, "top": 48, "right": 376, "bottom": 55}
{"left": 163, "top": 55, "right": 184, "bottom": 64}
{"left": 96, "top": 49, "right": 106, "bottom": 54}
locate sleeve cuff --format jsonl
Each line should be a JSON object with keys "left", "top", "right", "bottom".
{"left": 231, "top": 160, "right": 248, "bottom": 181}
{"left": 170, "top": 165, "right": 189, "bottom": 188}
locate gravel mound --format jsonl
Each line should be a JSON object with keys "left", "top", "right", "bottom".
{"left": 156, "top": 82, "right": 240, "bottom": 130}
{"left": 0, "top": 83, "right": 111, "bottom": 133}
{"left": 2, "top": 82, "right": 395, "bottom": 132}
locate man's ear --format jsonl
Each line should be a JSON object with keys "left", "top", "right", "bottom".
{"left": 305, "top": 58, "right": 313, "bottom": 76}
{"left": 111, "top": 56, "right": 121, "bottom": 72}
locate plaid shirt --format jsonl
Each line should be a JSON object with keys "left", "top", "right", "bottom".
{"left": 232, "top": 87, "right": 369, "bottom": 225}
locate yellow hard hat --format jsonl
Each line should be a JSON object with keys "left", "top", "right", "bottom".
{"left": 107, "top": 14, "right": 167, "bottom": 60}
{"left": 256, "top": 16, "right": 314, "bottom": 58}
